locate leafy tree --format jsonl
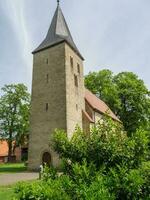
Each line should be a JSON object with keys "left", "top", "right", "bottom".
{"left": 0, "top": 84, "right": 30, "bottom": 161}
{"left": 85, "top": 70, "right": 120, "bottom": 113}
{"left": 114, "top": 72, "right": 150, "bottom": 134}
{"left": 85, "top": 70, "right": 150, "bottom": 133}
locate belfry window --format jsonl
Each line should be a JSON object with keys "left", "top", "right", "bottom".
{"left": 74, "top": 75, "right": 78, "bottom": 87}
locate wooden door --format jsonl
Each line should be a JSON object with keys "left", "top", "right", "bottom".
{"left": 42, "top": 152, "right": 51, "bottom": 167}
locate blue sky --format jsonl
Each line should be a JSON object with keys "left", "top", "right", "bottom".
{"left": 0, "top": 0, "right": 150, "bottom": 93}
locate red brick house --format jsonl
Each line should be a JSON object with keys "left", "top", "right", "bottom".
{"left": 0, "top": 140, "right": 27, "bottom": 163}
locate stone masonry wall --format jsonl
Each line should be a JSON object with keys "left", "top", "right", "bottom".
{"left": 28, "top": 42, "right": 86, "bottom": 170}
{"left": 28, "top": 43, "right": 66, "bottom": 170}
{"left": 65, "top": 44, "right": 85, "bottom": 139}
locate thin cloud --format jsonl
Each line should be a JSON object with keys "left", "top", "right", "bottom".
{"left": 1, "top": 0, "right": 32, "bottom": 72}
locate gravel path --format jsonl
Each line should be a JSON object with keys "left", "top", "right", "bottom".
{"left": 0, "top": 172, "right": 39, "bottom": 186}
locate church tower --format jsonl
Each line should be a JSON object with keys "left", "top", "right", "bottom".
{"left": 28, "top": 2, "right": 85, "bottom": 170}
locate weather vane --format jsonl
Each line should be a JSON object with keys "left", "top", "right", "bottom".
{"left": 57, "top": 0, "right": 60, "bottom": 5}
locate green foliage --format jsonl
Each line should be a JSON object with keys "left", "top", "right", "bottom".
{"left": 42, "top": 165, "right": 58, "bottom": 181}
{"left": 15, "top": 163, "right": 113, "bottom": 200}
{"left": 15, "top": 180, "right": 71, "bottom": 200}
{"left": 53, "top": 118, "right": 149, "bottom": 170}
{"left": 15, "top": 118, "right": 149, "bottom": 199}
{"left": 106, "top": 162, "right": 150, "bottom": 200}
{"left": 85, "top": 70, "right": 150, "bottom": 133}
{"left": 87, "top": 119, "right": 129, "bottom": 169}
{"left": 0, "top": 84, "right": 30, "bottom": 160}
{"left": 114, "top": 72, "right": 150, "bottom": 134}
{"left": 62, "top": 162, "right": 114, "bottom": 200}
{"left": 84, "top": 175, "right": 115, "bottom": 200}
{"left": 52, "top": 118, "right": 149, "bottom": 199}
{"left": 66, "top": 160, "right": 96, "bottom": 185}
{"left": 130, "top": 128, "right": 149, "bottom": 165}
{"left": 53, "top": 128, "right": 88, "bottom": 163}
{"left": 85, "top": 70, "right": 120, "bottom": 113}
{"left": 140, "top": 161, "right": 150, "bottom": 197}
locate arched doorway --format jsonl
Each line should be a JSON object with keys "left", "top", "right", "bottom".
{"left": 42, "top": 152, "right": 51, "bottom": 167}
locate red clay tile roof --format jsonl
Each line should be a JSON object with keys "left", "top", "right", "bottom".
{"left": 82, "top": 110, "right": 94, "bottom": 123}
{"left": 85, "top": 89, "right": 121, "bottom": 122}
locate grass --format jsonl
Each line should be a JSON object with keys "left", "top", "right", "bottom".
{"left": 0, "top": 163, "right": 27, "bottom": 174}
{"left": 0, "top": 180, "right": 38, "bottom": 200}
{"left": 0, "top": 164, "right": 35, "bottom": 199}
{"left": 0, "top": 185, "right": 16, "bottom": 200}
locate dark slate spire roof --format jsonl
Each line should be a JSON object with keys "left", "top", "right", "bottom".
{"left": 33, "top": 5, "right": 84, "bottom": 60}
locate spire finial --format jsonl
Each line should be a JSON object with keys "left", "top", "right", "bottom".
{"left": 57, "top": 0, "right": 60, "bottom": 6}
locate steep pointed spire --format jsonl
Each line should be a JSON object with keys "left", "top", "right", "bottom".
{"left": 33, "top": 4, "right": 83, "bottom": 60}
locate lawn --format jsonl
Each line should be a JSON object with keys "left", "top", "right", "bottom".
{"left": 0, "top": 163, "right": 27, "bottom": 174}
{"left": 0, "top": 185, "right": 16, "bottom": 200}
{"left": 0, "top": 180, "right": 37, "bottom": 200}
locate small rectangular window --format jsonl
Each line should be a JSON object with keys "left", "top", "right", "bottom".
{"left": 76, "top": 104, "right": 78, "bottom": 111}
{"left": 70, "top": 56, "right": 73, "bottom": 68}
{"left": 46, "top": 74, "right": 49, "bottom": 83}
{"left": 46, "top": 103, "right": 49, "bottom": 111}
{"left": 74, "top": 75, "right": 78, "bottom": 87}
{"left": 77, "top": 64, "right": 80, "bottom": 74}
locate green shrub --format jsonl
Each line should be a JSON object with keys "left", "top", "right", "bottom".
{"left": 87, "top": 120, "right": 129, "bottom": 170}
{"left": 106, "top": 163, "right": 150, "bottom": 200}
{"left": 64, "top": 161, "right": 96, "bottom": 199}
{"left": 15, "top": 162, "right": 150, "bottom": 200}
{"left": 130, "top": 128, "right": 149, "bottom": 166}
{"left": 64, "top": 160, "right": 96, "bottom": 185}
{"left": 139, "top": 161, "right": 150, "bottom": 198}
{"left": 124, "top": 169, "right": 146, "bottom": 199}
{"left": 15, "top": 118, "right": 150, "bottom": 199}
{"left": 84, "top": 175, "right": 115, "bottom": 200}
{"left": 59, "top": 166, "right": 114, "bottom": 200}
{"left": 42, "top": 165, "right": 58, "bottom": 181}
{"left": 15, "top": 180, "right": 71, "bottom": 200}
{"left": 53, "top": 118, "right": 128, "bottom": 169}
{"left": 53, "top": 118, "right": 149, "bottom": 171}
{"left": 53, "top": 127, "right": 88, "bottom": 163}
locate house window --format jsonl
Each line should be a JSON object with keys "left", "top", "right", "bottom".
{"left": 70, "top": 56, "right": 73, "bottom": 68}
{"left": 46, "top": 103, "right": 49, "bottom": 111}
{"left": 77, "top": 64, "right": 80, "bottom": 74}
{"left": 46, "top": 74, "right": 49, "bottom": 83}
{"left": 74, "top": 75, "right": 78, "bottom": 87}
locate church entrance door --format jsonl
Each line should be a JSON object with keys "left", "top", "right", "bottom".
{"left": 42, "top": 152, "right": 51, "bottom": 167}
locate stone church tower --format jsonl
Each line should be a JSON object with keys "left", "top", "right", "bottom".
{"left": 28, "top": 2, "right": 85, "bottom": 170}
